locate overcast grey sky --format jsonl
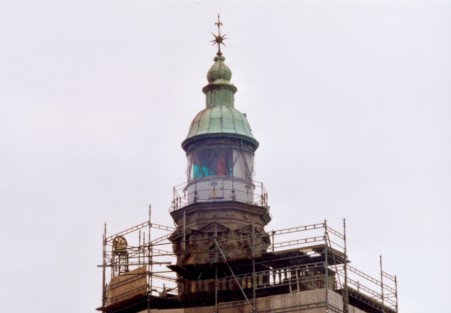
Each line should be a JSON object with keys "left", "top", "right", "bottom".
{"left": 1, "top": 0, "right": 450, "bottom": 312}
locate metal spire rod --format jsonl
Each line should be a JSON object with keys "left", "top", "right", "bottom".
{"left": 215, "top": 14, "right": 222, "bottom": 35}
{"left": 210, "top": 14, "right": 227, "bottom": 56}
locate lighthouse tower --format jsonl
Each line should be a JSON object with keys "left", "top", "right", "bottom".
{"left": 169, "top": 18, "right": 271, "bottom": 305}
{"left": 98, "top": 18, "right": 399, "bottom": 313}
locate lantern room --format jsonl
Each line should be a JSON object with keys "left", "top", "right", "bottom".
{"left": 180, "top": 54, "right": 260, "bottom": 205}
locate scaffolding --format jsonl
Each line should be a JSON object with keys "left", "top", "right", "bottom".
{"left": 98, "top": 207, "right": 178, "bottom": 313}
{"left": 98, "top": 212, "right": 398, "bottom": 313}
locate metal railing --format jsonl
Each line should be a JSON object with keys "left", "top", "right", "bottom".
{"left": 170, "top": 178, "right": 269, "bottom": 211}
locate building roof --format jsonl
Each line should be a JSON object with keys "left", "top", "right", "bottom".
{"left": 182, "top": 55, "right": 259, "bottom": 150}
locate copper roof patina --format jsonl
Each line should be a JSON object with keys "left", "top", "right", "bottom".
{"left": 182, "top": 53, "right": 259, "bottom": 150}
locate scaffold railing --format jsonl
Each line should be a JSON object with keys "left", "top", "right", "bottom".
{"left": 99, "top": 216, "right": 397, "bottom": 313}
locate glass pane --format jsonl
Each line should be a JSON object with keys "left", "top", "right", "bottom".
{"left": 244, "top": 151, "right": 254, "bottom": 180}
{"left": 233, "top": 149, "right": 244, "bottom": 179}
{"left": 232, "top": 149, "right": 254, "bottom": 180}
{"left": 190, "top": 148, "right": 233, "bottom": 179}
{"left": 216, "top": 148, "right": 232, "bottom": 176}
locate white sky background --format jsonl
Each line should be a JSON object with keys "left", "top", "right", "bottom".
{"left": 1, "top": 0, "right": 450, "bottom": 312}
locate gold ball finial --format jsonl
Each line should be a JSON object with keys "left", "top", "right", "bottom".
{"left": 210, "top": 14, "right": 227, "bottom": 56}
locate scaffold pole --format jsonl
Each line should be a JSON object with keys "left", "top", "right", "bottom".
{"left": 101, "top": 223, "right": 107, "bottom": 312}
{"left": 324, "top": 219, "right": 329, "bottom": 312}
{"left": 343, "top": 218, "right": 349, "bottom": 313}
{"left": 380, "top": 255, "right": 385, "bottom": 313}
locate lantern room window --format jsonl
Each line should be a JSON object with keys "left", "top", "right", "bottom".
{"left": 188, "top": 147, "right": 254, "bottom": 181}
{"left": 191, "top": 148, "right": 233, "bottom": 179}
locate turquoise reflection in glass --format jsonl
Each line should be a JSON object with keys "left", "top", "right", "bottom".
{"left": 191, "top": 148, "right": 233, "bottom": 179}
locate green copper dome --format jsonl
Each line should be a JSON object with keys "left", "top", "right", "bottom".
{"left": 182, "top": 55, "right": 259, "bottom": 150}
{"left": 183, "top": 105, "right": 258, "bottom": 147}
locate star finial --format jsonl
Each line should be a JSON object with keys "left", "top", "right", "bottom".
{"left": 210, "top": 14, "right": 227, "bottom": 56}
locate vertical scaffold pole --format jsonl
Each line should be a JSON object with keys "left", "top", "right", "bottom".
{"left": 271, "top": 231, "right": 275, "bottom": 253}
{"left": 102, "top": 223, "right": 107, "bottom": 312}
{"left": 380, "top": 255, "right": 385, "bottom": 313}
{"left": 172, "top": 186, "right": 176, "bottom": 210}
{"left": 252, "top": 221, "right": 257, "bottom": 313}
{"left": 395, "top": 274, "right": 399, "bottom": 313}
{"left": 214, "top": 224, "right": 218, "bottom": 313}
{"left": 143, "top": 231, "right": 146, "bottom": 267}
{"left": 139, "top": 230, "right": 142, "bottom": 266}
{"left": 182, "top": 211, "right": 186, "bottom": 260}
{"left": 343, "top": 219, "right": 349, "bottom": 313}
{"left": 324, "top": 220, "right": 329, "bottom": 312}
{"left": 148, "top": 205, "right": 152, "bottom": 313}
{"left": 148, "top": 204, "right": 152, "bottom": 243}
